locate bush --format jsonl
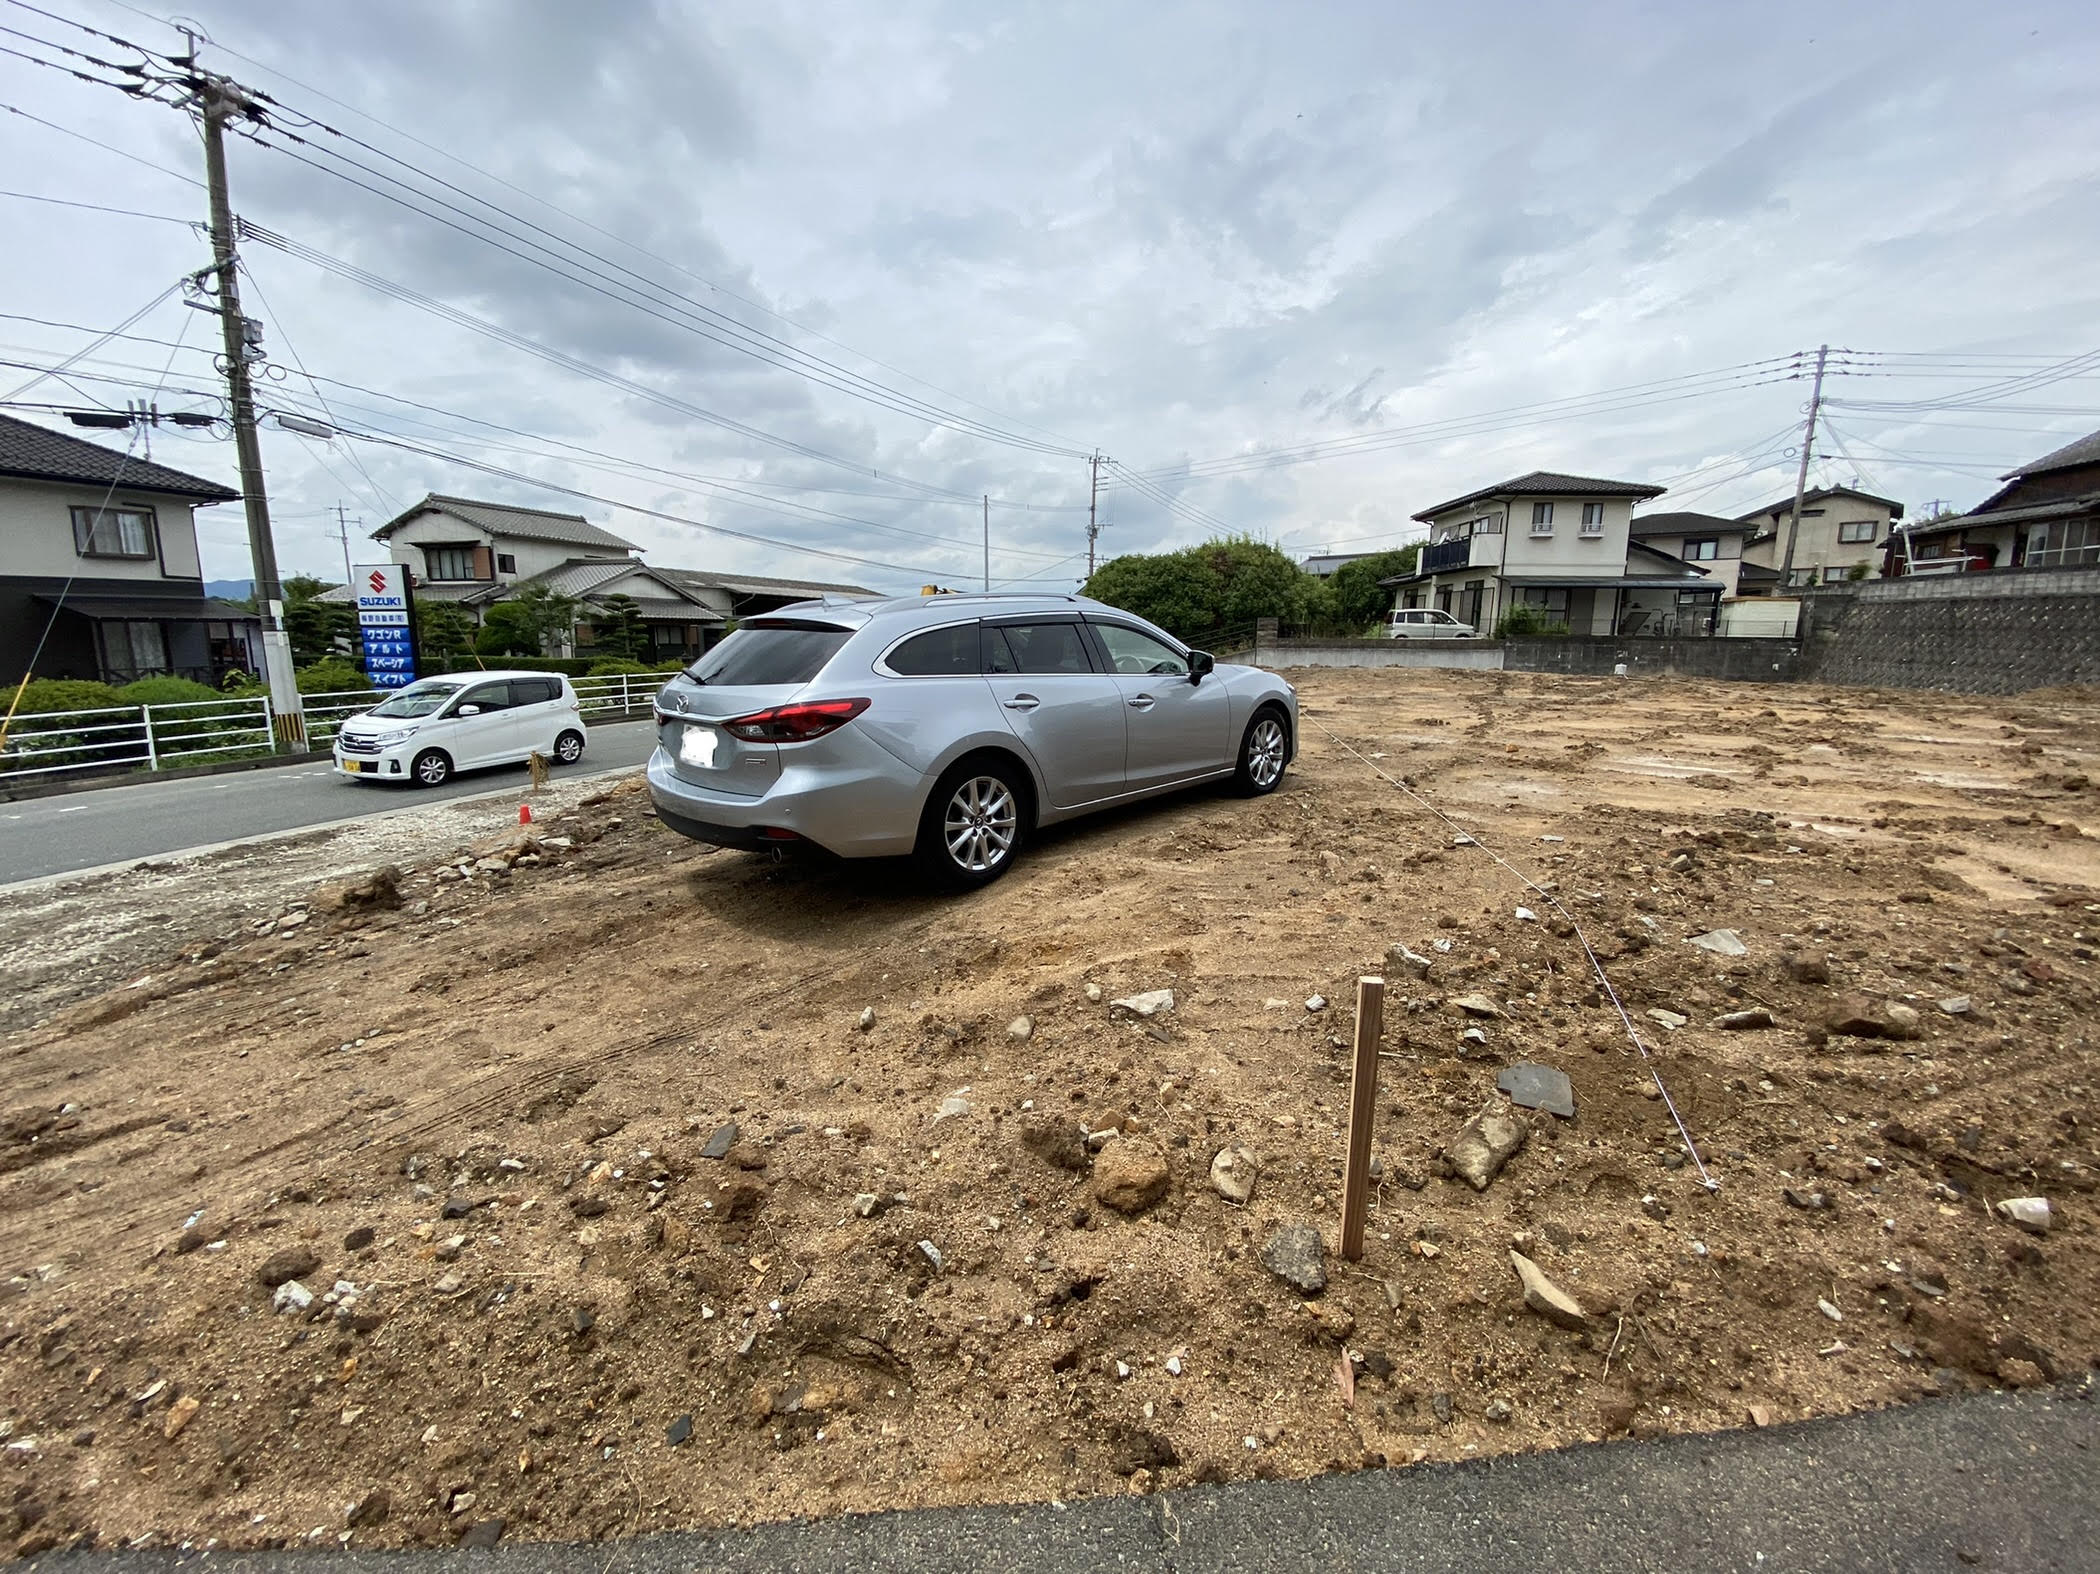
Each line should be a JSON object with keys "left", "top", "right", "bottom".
{"left": 426, "top": 656, "right": 595, "bottom": 677}
{"left": 116, "top": 676, "right": 224, "bottom": 707}
{"left": 297, "top": 659, "right": 373, "bottom": 695}
{"left": 584, "top": 658, "right": 660, "bottom": 676}
{"left": 5, "top": 678, "right": 125, "bottom": 715}
{"left": 1494, "top": 605, "right": 1571, "bottom": 639}
{"left": 654, "top": 658, "right": 687, "bottom": 673}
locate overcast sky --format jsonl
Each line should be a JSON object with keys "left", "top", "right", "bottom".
{"left": 5, "top": 0, "right": 2096, "bottom": 591}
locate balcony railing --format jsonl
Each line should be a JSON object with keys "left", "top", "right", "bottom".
{"left": 1421, "top": 536, "right": 1472, "bottom": 574}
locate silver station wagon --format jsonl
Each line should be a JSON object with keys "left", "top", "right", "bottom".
{"left": 647, "top": 593, "right": 1298, "bottom": 887}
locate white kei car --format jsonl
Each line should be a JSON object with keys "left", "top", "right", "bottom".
{"left": 1384, "top": 609, "right": 1481, "bottom": 639}
{"left": 333, "top": 671, "right": 588, "bottom": 786}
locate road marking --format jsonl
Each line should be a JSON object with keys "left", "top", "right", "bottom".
{"left": 57, "top": 804, "right": 87, "bottom": 813}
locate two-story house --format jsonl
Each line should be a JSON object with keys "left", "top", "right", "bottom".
{"left": 1881, "top": 428, "right": 2100, "bottom": 577}
{"left": 329, "top": 494, "right": 876, "bottom": 662}
{"left": 1625, "top": 510, "right": 1770, "bottom": 598}
{"left": 1734, "top": 485, "right": 1904, "bottom": 591}
{"left": 1380, "top": 470, "right": 1717, "bottom": 635}
{"left": 0, "top": 414, "right": 261, "bottom": 686}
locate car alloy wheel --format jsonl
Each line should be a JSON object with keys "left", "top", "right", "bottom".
{"left": 554, "top": 730, "right": 584, "bottom": 764}
{"left": 1246, "top": 715, "right": 1287, "bottom": 789}
{"left": 412, "top": 750, "right": 450, "bottom": 787}
{"left": 943, "top": 774, "right": 1018, "bottom": 874}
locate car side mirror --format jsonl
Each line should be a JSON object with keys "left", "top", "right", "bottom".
{"left": 1188, "top": 650, "right": 1215, "bottom": 683}
{"left": 456, "top": 704, "right": 481, "bottom": 716}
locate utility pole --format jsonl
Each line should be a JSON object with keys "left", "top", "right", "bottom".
{"left": 982, "top": 495, "right": 990, "bottom": 592}
{"left": 184, "top": 52, "right": 304, "bottom": 744}
{"left": 1778, "top": 343, "right": 1829, "bottom": 591}
{"left": 1085, "top": 451, "right": 1105, "bottom": 577}
{"left": 332, "top": 503, "right": 355, "bottom": 585}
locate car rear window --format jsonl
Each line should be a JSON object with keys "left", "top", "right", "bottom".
{"left": 887, "top": 623, "right": 980, "bottom": 676}
{"left": 687, "top": 623, "right": 852, "bottom": 687}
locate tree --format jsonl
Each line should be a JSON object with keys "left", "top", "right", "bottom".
{"left": 591, "top": 593, "right": 648, "bottom": 660}
{"left": 280, "top": 575, "right": 354, "bottom": 667}
{"left": 1197, "top": 537, "right": 1316, "bottom": 629}
{"left": 1082, "top": 550, "right": 1222, "bottom": 642}
{"left": 474, "top": 601, "right": 542, "bottom": 657}
{"left": 1327, "top": 545, "right": 1423, "bottom": 631}
{"left": 475, "top": 584, "right": 582, "bottom": 656}
{"left": 412, "top": 600, "right": 477, "bottom": 663}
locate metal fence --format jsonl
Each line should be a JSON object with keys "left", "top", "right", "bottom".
{"left": 0, "top": 695, "right": 275, "bottom": 782}
{"left": 1, "top": 673, "right": 670, "bottom": 786}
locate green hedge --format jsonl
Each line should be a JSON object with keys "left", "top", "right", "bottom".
{"left": 116, "top": 676, "right": 225, "bottom": 707}
{"left": 425, "top": 655, "right": 597, "bottom": 677}
{"left": 6, "top": 678, "right": 126, "bottom": 716}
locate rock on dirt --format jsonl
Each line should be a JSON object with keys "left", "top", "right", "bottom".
{"left": 1444, "top": 1104, "right": 1529, "bottom": 1191}
{"left": 1712, "top": 1008, "right": 1776, "bottom": 1031}
{"left": 1110, "top": 989, "right": 1174, "bottom": 1018}
{"left": 1388, "top": 943, "right": 1434, "bottom": 979}
{"left": 1826, "top": 998, "right": 1922, "bottom": 1040}
{"left": 1451, "top": 993, "right": 1503, "bottom": 1019}
{"left": 1786, "top": 953, "right": 1833, "bottom": 985}
{"left": 1210, "top": 1145, "right": 1258, "bottom": 1204}
{"left": 1997, "top": 1197, "right": 2053, "bottom": 1234}
{"left": 273, "top": 1280, "right": 313, "bottom": 1315}
{"left": 1496, "top": 1063, "right": 1574, "bottom": 1119}
{"left": 1510, "top": 1250, "right": 1589, "bottom": 1331}
{"left": 309, "top": 866, "right": 401, "bottom": 915}
{"left": 1007, "top": 1016, "right": 1033, "bottom": 1043}
{"left": 1687, "top": 929, "right": 1749, "bottom": 957}
{"left": 345, "top": 1489, "right": 390, "bottom": 1528}
{"left": 1092, "top": 1141, "right": 1170, "bottom": 1214}
{"left": 1259, "top": 1224, "right": 1327, "bottom": 1296}
{"left": 256, "top": 1246, "right": 320, "bottom": 1288}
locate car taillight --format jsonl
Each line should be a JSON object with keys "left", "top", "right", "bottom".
{"left": 720, "top": 697, "right": 870, "bottom": 743}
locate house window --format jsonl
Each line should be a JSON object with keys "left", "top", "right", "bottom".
{"left": 497, "top": 552, "right": 517, "bottom": 574}
{"left": 1474, "top": 513, "right": 1504, "bottom": 535}
{"left": 425, "top": 546, "right": 479, "bottom": 581}
{"left": 1530, "top": 502, "right": 1554, "bottom": 534}
{"left": 96, "top": 618, "right": 169, "bottom": 679}
{"left": 1580, "top": 503, "right": 1605, "bottom": 536}
{"left": 1519, "top": 587, "right": 1570, "bottom": 613}
{"left": 1837, "top": 520, "right": 1876, "bottom": 543}
{"left": 72, "top": 505, "right": 157, "bottom": 559}
{"left": 1683, "top": 537, "right": 1719, "bottom": 561}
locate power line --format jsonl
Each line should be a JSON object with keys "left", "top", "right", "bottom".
{"left": 0, "top": 185, "right": 192, "bottom": 223}
{"left": 0, "top": 99, "right": 201, "bottom": 185}
{"left": 88, "top": 0, "right": 1095, "bottom": 456}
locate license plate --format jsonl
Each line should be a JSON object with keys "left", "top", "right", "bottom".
{"left": 341, "top": 759, "right": 363, "bottom": 773}
{"left": 678, "top": 724, "right": 719, "bottom": 769}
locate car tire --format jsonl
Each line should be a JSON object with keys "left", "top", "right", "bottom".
{"left": 915, "top": 756, "right": 1028, "bottom": 890}
{"left": 1233, "top": 706, "right": 1290, "bottom": 796}
{"left": 410, "top": 749, "right": 452, "bottom": 788}
{"left": 553, "top": 729, "right": 585, "bottom": 765}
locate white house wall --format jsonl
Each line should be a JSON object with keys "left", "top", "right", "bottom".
{"left": 1, "top": 478, "right": 208, "bottom": 580}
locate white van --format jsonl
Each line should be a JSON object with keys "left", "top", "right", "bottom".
{"left": 1385, "top": 609, "right": 1479, "bottom": 639}
{"left": 333, "top": 671, "right": 586, "bottom": 786}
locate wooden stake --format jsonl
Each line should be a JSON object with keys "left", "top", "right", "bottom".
{"left": 1339, "top": 974, "right": 1385, "bottom": 1261}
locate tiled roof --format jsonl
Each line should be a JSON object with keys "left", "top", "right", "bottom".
{"left": 1627, "top": 510, "right": 1742, "bottom": 537}
{"left": 2005, "top": 427, "right": 2100, "bottom": 480}
{"left": 656, "top": 566, "right": 877, "bottom": 598}
{"left": 373, "top": 493, "right": 638, "bottom": 552}
{"left": 1411, "top": 470, "right": 1666, "bottom": 522}
{"left": 1734, "top": 485, "right": 1905, "bottom": 523}
{"left": 0, "top": 413, "right": 238, "bottom": 500}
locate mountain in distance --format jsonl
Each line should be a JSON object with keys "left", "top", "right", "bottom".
{"left": 204, "top": 579, "right": 254, "bottom": 601}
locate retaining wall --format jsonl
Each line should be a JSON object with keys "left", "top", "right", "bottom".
{"left": 1803, "top": 568, "right": 2100, "bottom": 694}
{"left": 1251, "top": 639, "right": 1505, "bottom": 671}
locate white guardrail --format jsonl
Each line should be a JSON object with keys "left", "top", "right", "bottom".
{"left": 0, "top": 672, "right": 670, "bottom": 785}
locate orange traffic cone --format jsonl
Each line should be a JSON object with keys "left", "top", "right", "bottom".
{"left": 519, "top": 803, "right": 533, "bottom": 825}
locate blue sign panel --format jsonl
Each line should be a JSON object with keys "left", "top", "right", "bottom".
{"left": 353, "top": 563, "right": 418, "bottom": 689}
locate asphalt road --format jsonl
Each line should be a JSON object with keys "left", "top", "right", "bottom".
{"left": 25, "top": 1386, "right": 2097, "bottom": 1573}
{"left": 0, "top": 720, "right": 659, "bottom": 885}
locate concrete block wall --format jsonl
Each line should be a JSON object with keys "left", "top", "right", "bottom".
{"left": 1806, "top": 582, "right": 2100, "bottom": 694}
{"left": 1503, "top": 637, "right": 1802, "bottom": 682}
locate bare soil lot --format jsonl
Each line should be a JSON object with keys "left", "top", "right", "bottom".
{"left": 3, "top": 666, "right": 2098, "bottom": 1556}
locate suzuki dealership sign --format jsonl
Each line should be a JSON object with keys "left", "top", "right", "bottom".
{"left": 352, "top": 562, "right": 418, "bottom": 689}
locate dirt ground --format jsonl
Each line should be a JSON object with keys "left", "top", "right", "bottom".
{"left": 3, "top": 666, "right": 2098, "bottom": 1557}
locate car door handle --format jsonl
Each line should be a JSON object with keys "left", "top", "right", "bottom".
{"left": 1128, "top": 694, "right": 1155, "bottom": 710}
{"left": 1003, "top": 694, "right": 1040, "bottom": 712}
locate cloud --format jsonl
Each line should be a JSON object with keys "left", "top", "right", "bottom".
{"left": 1, "top": 0, "right": 2093, "bottom": 592}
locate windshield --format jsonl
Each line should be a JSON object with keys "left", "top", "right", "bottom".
{"left": 367, "top": 680, "right": 464, "bottom": 719}
{"left": 686, "top": 622, "right": 852, "bottom": 687}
